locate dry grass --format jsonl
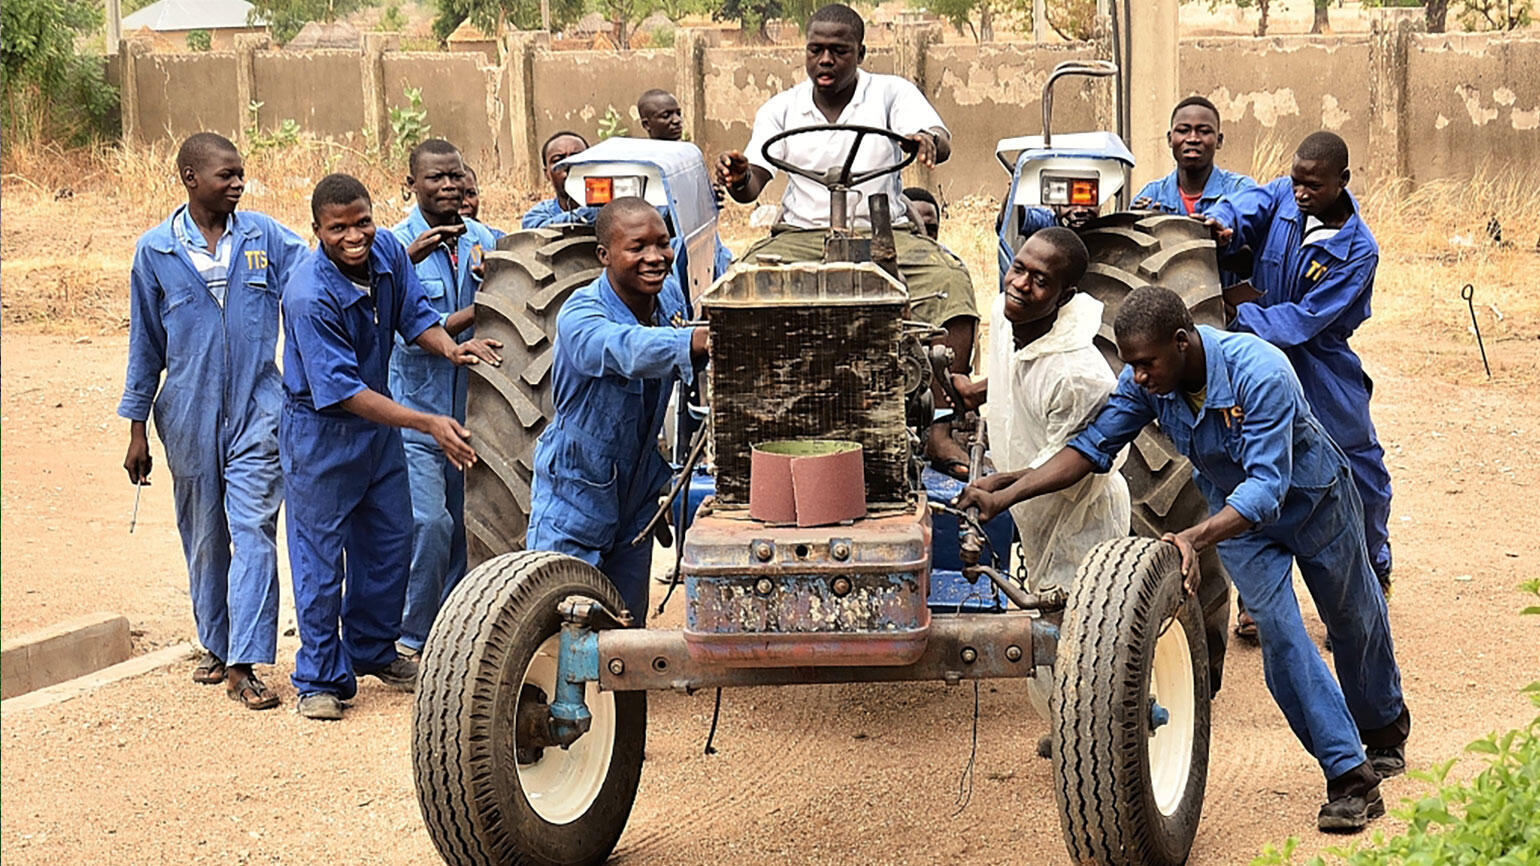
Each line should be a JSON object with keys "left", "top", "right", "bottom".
{"left": 4, "top": 138, "right": 1537, "bottom": 388}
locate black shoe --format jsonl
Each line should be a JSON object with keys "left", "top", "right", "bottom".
{"left": 297, "top": 692, "right": 345, "bottom": 721}
{"left": 360, "top": 656, "right": 419, "bottom": 692}
{"left": 1318, "top": 785, "right": 1384, "bottom": 833}
{"left": 1368, "top": 745, "right": 1405, "bottom": 779}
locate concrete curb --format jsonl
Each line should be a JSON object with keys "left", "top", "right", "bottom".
{"left": 1, "top": 643, "right": 197, "bottom": 716}
{"left": 1, "top": 613, "right": 133, "bottom": 699}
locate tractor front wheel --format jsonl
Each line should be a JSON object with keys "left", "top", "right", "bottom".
{"left": 413, "top": 551, "right": 645, "bottom": 866}
{"left": 1053, "top": 537, "right": 1211, "bottom": 866}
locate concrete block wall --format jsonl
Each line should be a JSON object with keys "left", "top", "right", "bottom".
{"left": 118, "top": 29, "right": 1539, "bottom": 197}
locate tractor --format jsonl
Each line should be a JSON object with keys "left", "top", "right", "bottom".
{"left": 412, "top": 59, "right": 1229, "bottom": 866}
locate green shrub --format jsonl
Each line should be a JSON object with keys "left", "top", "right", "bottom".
{"left": 388, "top": 86, "right": 430, "bottom": 164}
{"left": 1, "top": 0, "right": 117, "bottom": 145}
{"left": 185, "top": 29, "right": 212, "bottom": 51}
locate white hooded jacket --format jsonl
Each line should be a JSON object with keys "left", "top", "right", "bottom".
{"left": 986, "top": 292, "right": 1132, "bottom": 592}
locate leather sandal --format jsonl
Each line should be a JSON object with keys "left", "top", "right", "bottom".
{"left": 192, "top": 651, "right": 226, "bottom": 685}
{"left": 226, "top": 671, "right": 281, "bottom": 710}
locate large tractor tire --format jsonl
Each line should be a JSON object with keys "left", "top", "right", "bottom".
{"left": 464, "top": 227, "right": 601, "bottom": 567}
{"left": 1054, "top": 537, "right": 1211, "bottom": 866}
{"left": 1077, "top": 213, "right": 1231, "bottom": 693}
{"left": 413, "top": 550, "right": 646, "bottom": 866}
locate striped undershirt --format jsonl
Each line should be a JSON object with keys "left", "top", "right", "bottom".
{"left": 172, "top": 207, "right": 234, "bottom": 306}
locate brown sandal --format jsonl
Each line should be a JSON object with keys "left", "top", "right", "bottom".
{"left": 226, "top": 671, "right": 280, "bottom": 710}
{"left": 192, "top": 651, "right": 225, "bottom": 685}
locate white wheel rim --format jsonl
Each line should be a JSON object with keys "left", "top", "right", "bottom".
{"left": 1147, "top": 616, "right": 1196, "bottom": 817}
{"left": 516, "top": 634, "right": 616, "bottom": 825}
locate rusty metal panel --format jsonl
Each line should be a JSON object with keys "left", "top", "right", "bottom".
{"left": 687, "top": 572, "right": 924, "bottom": 634}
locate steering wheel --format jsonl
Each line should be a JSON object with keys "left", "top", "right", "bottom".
{"left": 760, "top": 124, "right": 919, "bottom": 191}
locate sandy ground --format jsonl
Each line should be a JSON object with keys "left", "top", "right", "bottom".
{"left": 3, "top": 324, "right": 1538, "bottom": 865}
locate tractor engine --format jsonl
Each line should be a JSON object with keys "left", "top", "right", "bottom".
{"left": 678, "top": 258, "right": 934, "bottom": 668}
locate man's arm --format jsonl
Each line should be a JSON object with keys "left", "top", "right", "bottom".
{"left": 414, "top": 322, "right": 502, "bottom": 366}
{"left": 564, "top": 303, "right": 709, "bottom": 381}
{"left": 338, "top": 388, "right": 478, "bottom": 469}
{"left": 956, "top": 447, "right": 1099, "bottom": 522}
{"left": 717, "top": 150, "right": 772, "bottom": 204}
{"left": 403, "top": 223, "right": 466, "bottom": 265}
{"left": 444, "top": 306, "right": 475, "bottom": 337}
{"left": 1163, "top": 505, "right": 1254, "bottom": 593}
{"left": 119, "top": 248, "right": 167, "bottom": 485}
{"left": 1230, "top": 254, "right": 1377, "bottom": 348}
{"left": 1202, "top": 178, "right": 1286, "bottom": 255}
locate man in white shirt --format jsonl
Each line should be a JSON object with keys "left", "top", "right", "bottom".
{"left": 715, "top": 2, "right": 978, "bottom": 473}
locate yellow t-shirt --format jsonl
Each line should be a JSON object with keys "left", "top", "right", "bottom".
{"left": 1183, "top": 384, "right": 1207, "bottom": 416}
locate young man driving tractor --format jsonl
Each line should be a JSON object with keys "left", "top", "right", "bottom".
{"left": 714, "top": 2, "right": 978, "bottom": 477}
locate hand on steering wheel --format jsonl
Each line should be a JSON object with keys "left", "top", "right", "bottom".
{"left": 760, "top": 124, "right": 920, "bottom": 191}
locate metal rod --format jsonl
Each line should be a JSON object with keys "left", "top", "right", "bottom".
{"left": 631, "top": 418, "right": 711, "bottom": 547}
{"left": 129, "top": 482, "right": 142, "bottom": 534}
{"left": 1462, "top": 283, "right": 1491, "bottom": 378}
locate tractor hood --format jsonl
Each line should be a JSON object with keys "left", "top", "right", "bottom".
{"left": 996, "top": 131, "right": 1135, "bottom": 210}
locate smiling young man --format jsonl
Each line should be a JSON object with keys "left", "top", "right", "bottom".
{"left": 525, "top": 197, "right": 709, "bottom": 624}
{"left": 951, "top": 228, "right": 1130, "bottom": 725}
{"left": 1133, "top": 96, "right": 1256, "bottom": 218}
{"left": 957, "top": 285, "right": 1410, "bottom": 833}
{"left": 521, "top": 131, "right": 598, "bottom": 229}
{"left": 1201, "top": 131, "right": 1394, "bottom": 592}
{"left": 715, "top": 3, "right": 976, "bottom": 474}
{"left": 280, "top": 173, "right": 503, "bottom": 721}
{"left": 388, "top": 139, "right": 499, "bottom": 661}
{"left": 118, "top": 132, "right": 308, "bottom": 711}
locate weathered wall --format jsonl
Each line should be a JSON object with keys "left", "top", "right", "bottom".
{"left": 1405, "top": 33, "right": 1540, "bottom": 183}
{"left": 1180, "top": 36, "right": 1375, "bottom": 182}
{"left": 382, "top": 51, "right": 504, "bottom": 172}
{"left": 118, "top": 30, "right": 1539, "bottom": 196}
{"left": 253, "top": 50, "right": 364, "bottom": 139}
{"left": 924, "top": 42, "right": 1105, "bottom": 195}
{"left": 532, "top": 50, "right": 675, "bottom": 149}
{"left": 133, "top": 52, "right": 241, "bottom": 142}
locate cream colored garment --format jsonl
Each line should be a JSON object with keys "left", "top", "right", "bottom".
{"left": 986, "top": 292, "right": 1132, "bottom": 721}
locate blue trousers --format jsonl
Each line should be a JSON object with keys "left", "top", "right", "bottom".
{"left": 168, "top": 434, "right": 282, "bottom": 666}
{"left": 399, "top": 440, "right": 467, "bottom": 651}
{"left": 525, "top": 523, "right": 655, "bottom": 627}
{"left": 280, "top": 405, "right": 412, "bottom": 699}
{"left": 1216, "top": 461, "right": 1405, "bottom": 781}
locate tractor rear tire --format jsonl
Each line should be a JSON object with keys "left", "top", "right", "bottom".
{"left": 413, "top": 550, "right": 646, "bottom": 866}
{"left": 1053, "top": 537, "right": 1211, "bottom": 866}
{"left": 1078, "top": 213, "right": 1231, "bottom": 693}
{"left": 464, "top": 227, "right": 601, "bottom": 568}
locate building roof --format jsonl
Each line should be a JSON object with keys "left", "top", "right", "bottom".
{"left": 285, "top": 20, "right": 361, "bottom": 49}
{"left": 121, "top": 0, "right": 264, "bottom": 33}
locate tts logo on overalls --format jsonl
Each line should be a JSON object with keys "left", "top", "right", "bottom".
{"left": 244, "top": 250, "right": 269, "bottom": 269}
{"left": 670, "top": 310, "right": 686, "bottom": 328}
{"left": 1304, "top": 260, "right": 1328, "bottom": 282}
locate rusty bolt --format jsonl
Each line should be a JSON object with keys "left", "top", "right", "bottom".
{"left": 960, "top": 646, "right": 978, "bottom": 664}
{"left": 1005, "top": 645, "right": 1023, "bottom": 663}
{"left": 753, "top": 541, "right": 774, "bottom": 562}
{"left": 831, "top": 576, "right": 852, "bottom": 597}
{"left": 608, "top": 658, "right": 625, "bottom": 676}
{"left": 830, "top": 541, "right": 851, "bottom": 561}
{"left": 755, "top": 577, "right": 774, "bottom": 596}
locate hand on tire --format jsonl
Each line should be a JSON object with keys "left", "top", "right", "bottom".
{"left": 426, "top": 415, "right": 477, "bottom": 470}
{"left": 1161, "top": 531, "right": 1200, "bottom": 596}
{"left": 452, "top": 338, "right": 503, "bottom": 367}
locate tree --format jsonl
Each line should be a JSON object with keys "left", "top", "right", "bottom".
{"left": 0, "top": 0, "right": 116, "bottom": 144}
{"left": 1203, "top": 0, "right": 1272, "bottom": 37}
{"left": 596, "top": 0, "right": 655, "bottom": 46}
{"left": 1456, "top": 0, "right": 1532, "bottom": 30}
{"left": 1044, "top": 0, "right": 1097, "bottom": 40}
{"left": 1427, "top": 0, "right": 1450, "bottom": 32}
{"left": 913, "top": 0, "right": 1033, "bottom": 42}
{"left": 431, "top": 0, "right": 583, "bottom": 39}
{"left": 1310, "top": 0, "right": 1330, "bottom": 33}
{"left": 713, "top": 0, "right": 817, "bottom": 42}
{"left": 186, "top": 28, "right": 212, "bottom": 50}
{"left": 246, "top": 0, "right": 378, "bottom": 45}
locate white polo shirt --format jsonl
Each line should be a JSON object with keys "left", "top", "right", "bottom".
{"left": 744, "top": 69, "right": 947, "bottom": 230}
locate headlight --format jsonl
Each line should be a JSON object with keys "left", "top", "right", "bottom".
{"left": 583, "top": 175, "right": 647, "bottom": 206}
{"left": 1040, "top": 172, "right": 1099, "bottom": 207}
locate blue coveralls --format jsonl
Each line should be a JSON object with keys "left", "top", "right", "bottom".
{"left": 279, "top": 231, "right": 443, "bottom": 698}
{"left": 117, "top": 207, "right": 307, "bottom": 667}
{"left": 387, "top": 209, "right": 497, "bottom": 653}
{"left": 525, "top": 271, "right": 696, "bottom": 625}
{"left": 1068, "top": 326, "right": 1406, "bottom": 781}
{"left": 521, "top": 198, "right": 600, "bottom": 229}
{"left": 1207, "top": 179, "right": 1393, "bottom": 579}
{"left": 1135, "top": 166, "right": 1257, "bottom": 287}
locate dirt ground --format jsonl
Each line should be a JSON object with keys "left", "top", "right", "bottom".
{"left": 3, "top": 169, "right": 1539, "bottom": 864}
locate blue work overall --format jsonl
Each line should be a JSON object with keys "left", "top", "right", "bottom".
{"left": 525, "top": 271, "right": 696, "bottom": 625}
{"left": 1134, "top": 166, "right": 1257, "bottom": 286}
{"left": 521, "top": 198, "right": 600, "bottom": 229}
{"left": 1208, "top": 179, "right": 1394, "bottom": 579}
{"left": 118, "top": 208, "right": 308, "bottom": 667}
{"left": 388, "top": 209, "right": 496, "bottom": 653}
{"left": 1069, "top": 327, "right": 1406, "bottom": 783}
{"left": 279, "top": 232, "right": 443, "bottom": 699}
